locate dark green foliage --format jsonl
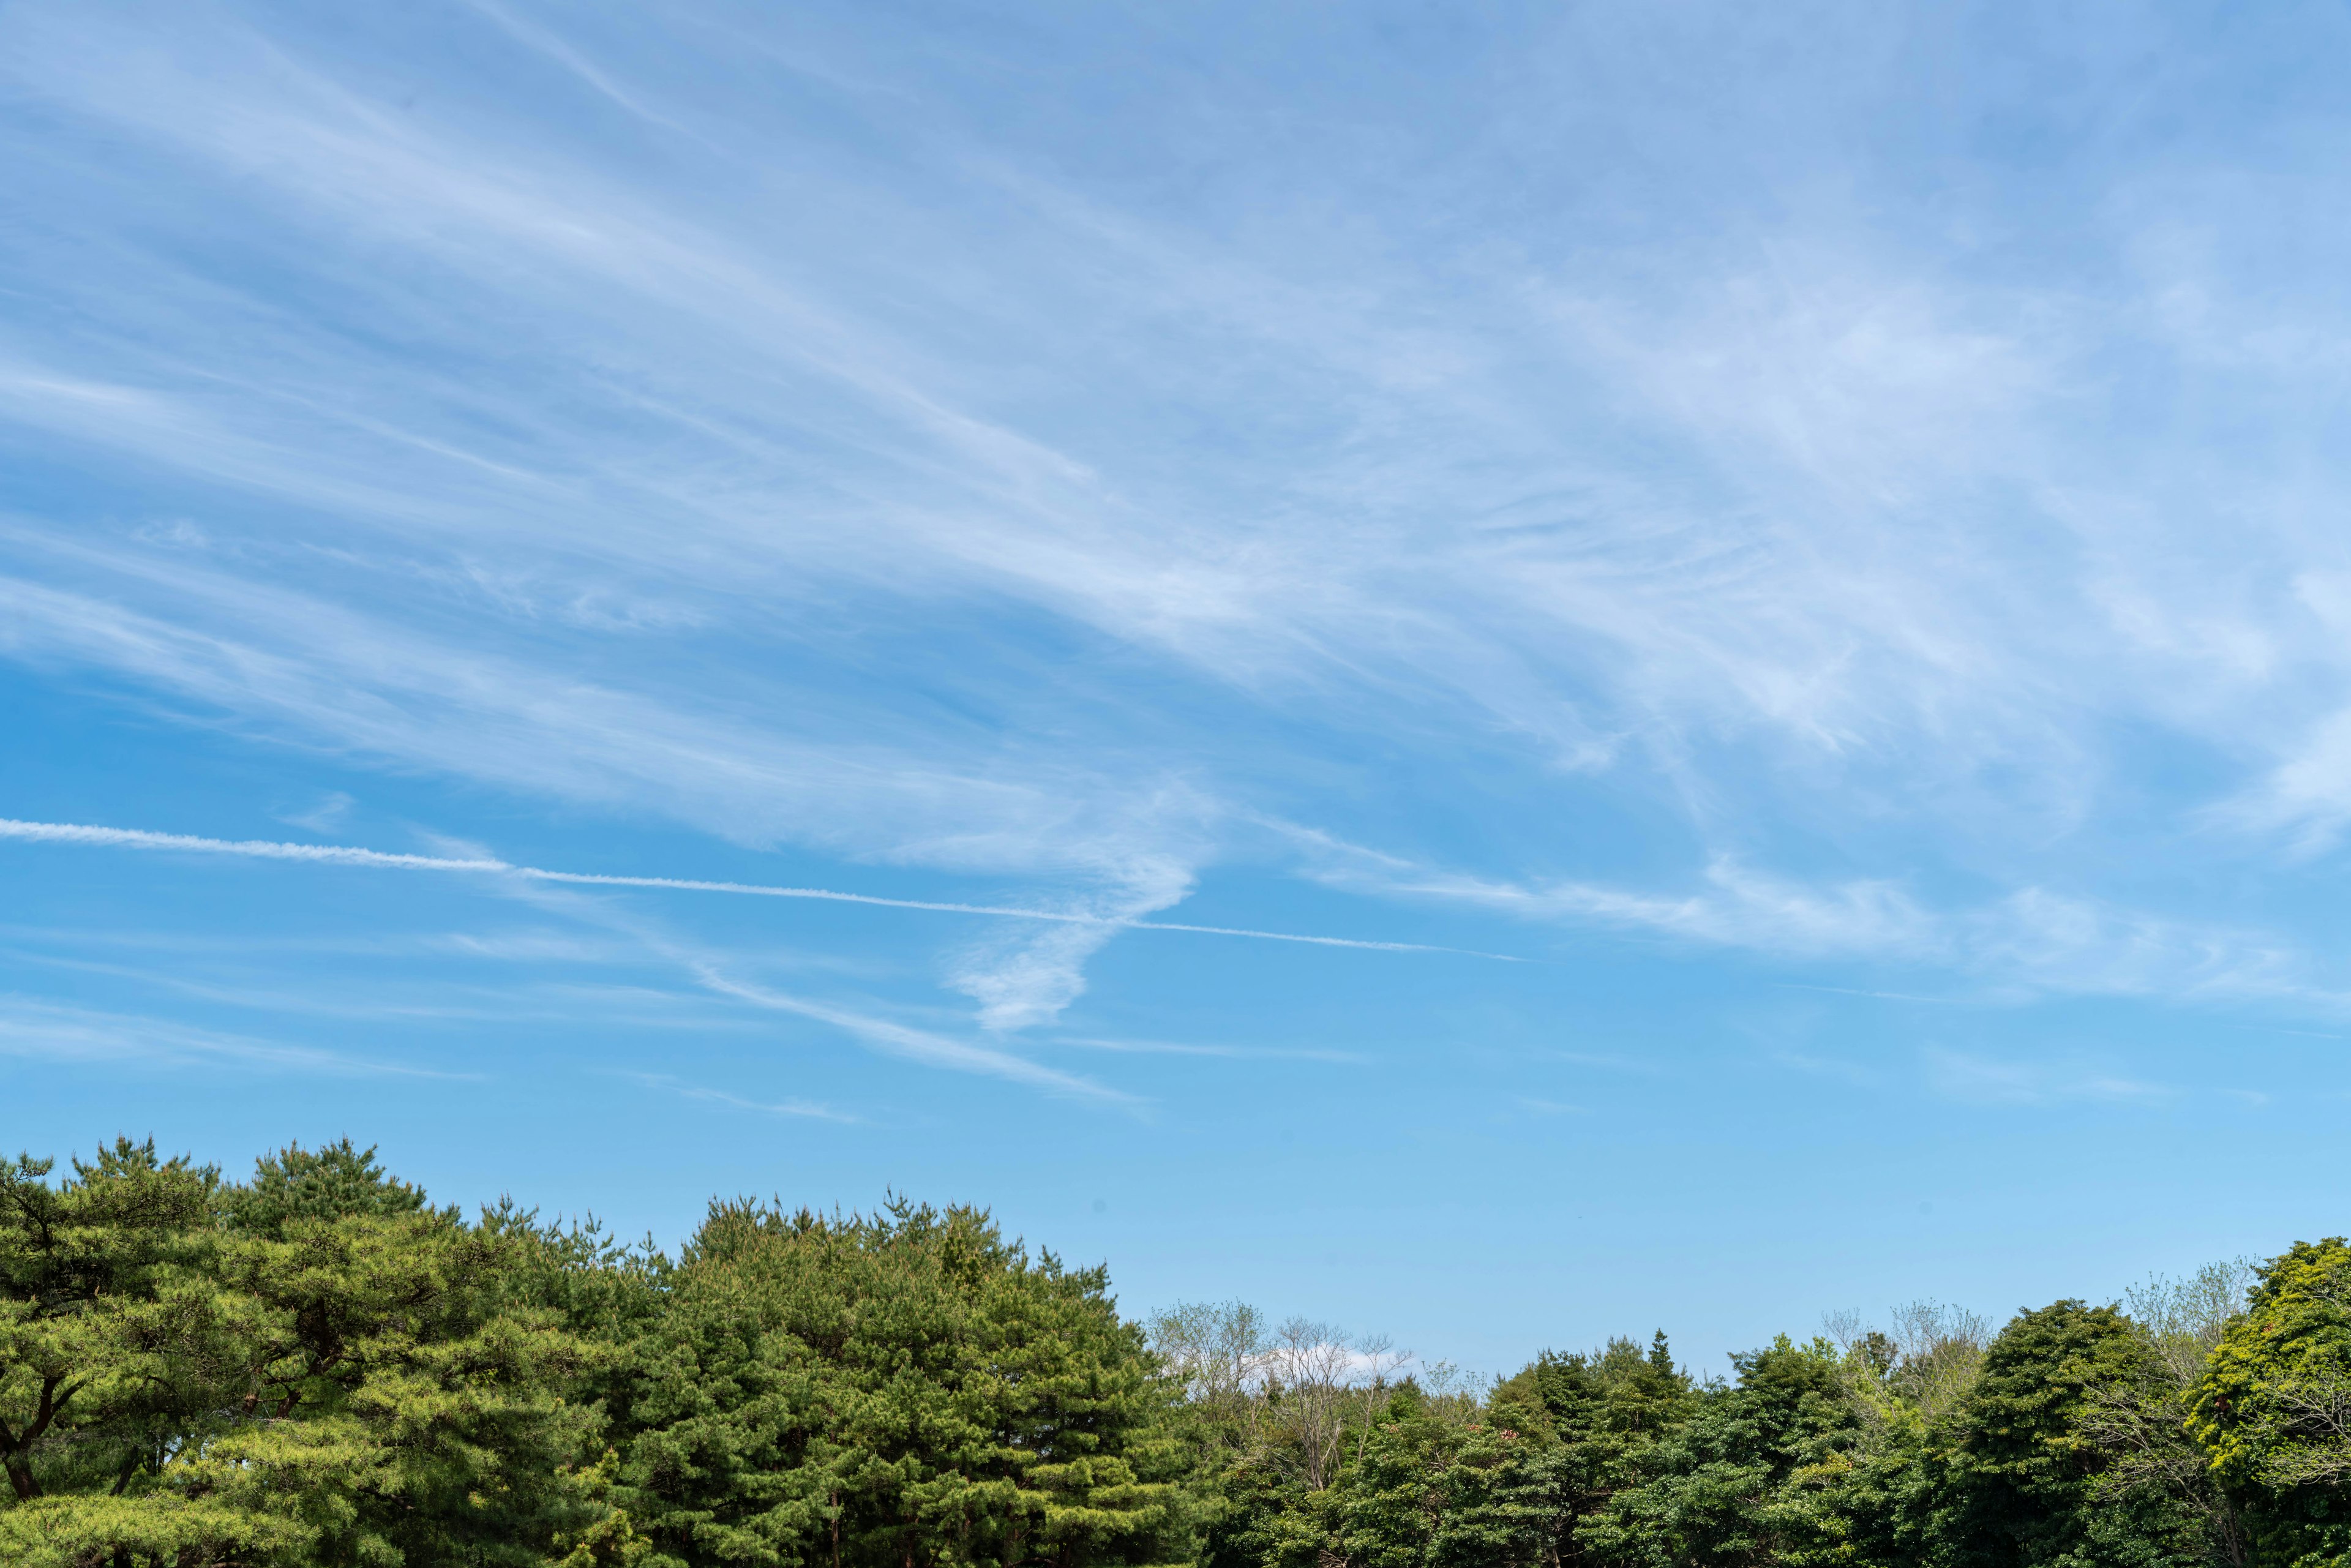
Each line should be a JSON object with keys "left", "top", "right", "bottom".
{"left": 0, "top": 1139, "right": 615, "bottom": 1567}
{"left": 1930, "top": 1300, "right": 2208, "bottom": 1568}
{"left": 613, "top": 1196, "right": 1183, "bottom": 1568}
{"left": 6, "top": 1135, "right": 2350, "bottom": 1568}
{"left": 1576, "top": 1336, "right": 1857, "bottom": 1568}
{"left": 1171, "top": 1285, "right": 2283, "bottom": 1568}
{"left": 1941, "top": 1300, "right": 2177, "bottom": 1568}
{"left": 1333, "top": 1386, "right": 1558, "bottom": 1568}
{"left": 220, "top": 1137, "right": 440, "bottom": 1234}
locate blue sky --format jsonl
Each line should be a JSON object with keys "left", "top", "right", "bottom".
{"left": 4, "top": 0, "right": 2351, "bottom": 1375}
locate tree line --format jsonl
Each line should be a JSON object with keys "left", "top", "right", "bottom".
{"left": 3, "top": 1137, "right": 2348, "bottom": 1567}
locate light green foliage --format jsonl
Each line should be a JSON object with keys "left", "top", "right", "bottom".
{"left": 2191, "top": 1239, "right": 2351, "bottom": 1567}
{"left": 0, "top": 1138, "right": 225, "bottom": 1506}
{"left": 0, "top": 1493, "right": 309, "bottom": 1568}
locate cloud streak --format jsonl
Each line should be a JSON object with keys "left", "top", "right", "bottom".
{"left": 0, "top": 995, "right": 460, "bottom": 1078}
{"left": 1921, "top": 1048, "right": 2176, "bottom": 1109}
{"left": 442, "top": 861, "right": 1140, "bottom": 1103}
{"left": 684, "top": 964, "right": 1130, "bottom": 1104}
{"left": 8, "top": 0, "right": 2351, "bottom": 1129}
{"left": 0, "top": 817, "right": 1515, "bottom": 959}
{"left": 607, "top": 1070, "right": 855, "bottom": 1123}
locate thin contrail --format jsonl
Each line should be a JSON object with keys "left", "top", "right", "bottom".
{"left": 0, "top": 817, "right": 1520, "bottom": 961}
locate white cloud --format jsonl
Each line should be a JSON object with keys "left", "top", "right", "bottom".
{"left": 0, "top": 996, "right": 452, "bottom": 1076}
{"left": 1921, "top": 1048, "right": 2173, "bottom": 1108}
{"left": 1361, "top": 857, "right": 1938, "bottom": 962}
{"left": 451, "top": 871, "right": 1139, "bottom": 1103}
{"left": 10, "top": 0, "right": 2351, "bottom": 1059}
{"left": 607, "top": 1070, "right": 855, "bottom": 1123}
{"left": 277, "top": 791, "right": 354, "bottom": 833}
{"left": 946, "top": 855, "right": 1194, "bottom": 1032}
{"left": 0, "top": 814, "right": 1470, "bottom": 958}
{"left": 686, "top": 962, "right": 1131, "bottom": 1103}
{"left": 1049, "top": 1037, "right": 1365, "bottom": 1063}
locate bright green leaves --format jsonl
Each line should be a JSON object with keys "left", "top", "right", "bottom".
{"left": 0, "top": 1137, "right": 224, "bottom": 1506}
{"left": 0, "top": 1491, "right": 309, "bottom": 1568}
{"left": 2190, "top": 1239, "right": 2351, "bottom": 1566}
{"left": 2192, "top": 1239, "right": 2351, "bottom": 1493}
{"left": 1330, "top": 1389, "right": 1564, "bottom": 1568}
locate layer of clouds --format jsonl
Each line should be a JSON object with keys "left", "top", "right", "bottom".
{"left": 7, "top": 1, "right": 2351, "bottom": 1059}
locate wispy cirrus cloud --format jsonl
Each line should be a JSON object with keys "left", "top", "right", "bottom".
{"left": 1381, "top": 858, "right": 1938, "bottom": 961}
{"left": 0, "top": 996, "right": 459, "bottom": 1077}
{"left": 10, "top": 0, "right": 2351, "bottom": 1098}
{"left": 684, "top": 963, "right": 1133, "bottom": 1105}
{"left": 1048, "top": 1037, "right": 1367, "bottom": 1065}
{"left": 444, "top": 866, "right": 1141, "bottom": 1105}
{"left": 1921, "top": 1048, "right": 2175, "bottom": 1109}
{"left": 607, "top": 1070, "right": 855, "bottom": 1124}
{"left": 1333, "top": 851, "right": 2351, "bottom": 1019}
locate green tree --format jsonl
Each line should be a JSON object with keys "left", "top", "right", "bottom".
{"left": 1788, "top": 1300, "right": 1989, "bottom": 1568}
{"left": 0, "top": 1138, "right": 623, "bottom": 1568}
{"left": 1791, "top": 1411, "right": 1952, "bottom": 1568}
{"left": 1481, "top": 1332, "right": 1696, "bottom": 1566}
{"left": 1327, "top": 1383, "right": 1562, "bottom": 1568}
{"left": 1944, "top": 1300, "right": 2204, "bottom": 1568}
{"left": 0, "top": 1138, "right": 225, "bottom": 1506}
{"left": 1578, "top": 1335, "right": 1855, "bottom": 1568}
{"left": 189, "top": 1147, "right": 613, "bottom": 1566}
{"left": 616, "top": 1196, "right": 1183, "bottom": 1568}
{"left": 2191, "top": 1239, "right": 2351, "bottom": 1567}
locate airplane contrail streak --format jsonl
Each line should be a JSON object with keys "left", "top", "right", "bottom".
{"left": 0, "top": 817, "right": 1521, "bottom": 961}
